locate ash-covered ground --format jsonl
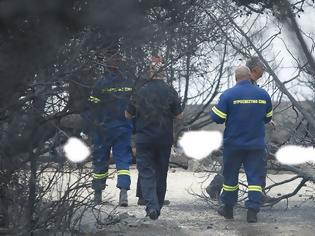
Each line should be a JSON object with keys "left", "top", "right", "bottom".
{"left": 77, "top": 167, "right": 315, "bottom": 236}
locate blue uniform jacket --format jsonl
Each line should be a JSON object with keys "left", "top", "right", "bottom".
{"left": 210, "top": 80, "right": 272, "bottom": 149}
{"left": 86, "top": 72, "right": 133, "bottom": 131}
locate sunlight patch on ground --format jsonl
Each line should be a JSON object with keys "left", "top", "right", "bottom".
{"left": 276, "top": 145, "right": 315, "bottom": 165}
{"left": 179, "top": 131, "right": 222, "bottom": 160}
{"left": 63, "top": 137, "right": 91, "bottom": 163}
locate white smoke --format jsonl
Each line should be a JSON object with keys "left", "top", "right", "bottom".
{"left": 276, "top": 145, "right": 315, "bottom": 165}
{"left": 63, "top": 137, "right": 91, "bottom": 163}
{"left": 179, "top": 131, "right": 223, "bottom": 160}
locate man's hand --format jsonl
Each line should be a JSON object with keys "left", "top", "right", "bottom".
{"left": 125, "top": 110, "right": 134, "bottom": 119}
{"left": 176, "top": 112, "right": 183, "bottom": 120}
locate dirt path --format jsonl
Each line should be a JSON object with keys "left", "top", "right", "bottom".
{"left": 81, "top": 167, "right": 315, "bottom": 236}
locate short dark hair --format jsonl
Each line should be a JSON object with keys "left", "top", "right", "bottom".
{"left": 246, "top": 56, "right": 265, "bottom": 71}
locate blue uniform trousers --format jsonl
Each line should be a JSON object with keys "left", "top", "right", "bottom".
{"left": 92, "top": 127, "right": 132, "bottom": 191}
{"left": 261, "top": 146, "right": 269, "bottom": 189}
{"left": 220, "top": 147, "right": 265, "bottom": 210}
{"left": 136, "top": 143, "right": 172, "bottom": 215}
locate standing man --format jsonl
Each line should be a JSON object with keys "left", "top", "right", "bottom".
{"left": 85, "top": 53, "right": 134, "bottom": 206}
{"left": 246, "top": 56, "right": 265, "bottom": 85}
{"left": 246, "top": 56, "right": 275, "bottom": 203}
{"left": 125, "top": 56, "right": 183, "bottom": 220}
{"left": 211, "top": 66, "right": 272, "bottom": 223}
{"left": 206, "top": 56, "right": 274, "bottom": 203}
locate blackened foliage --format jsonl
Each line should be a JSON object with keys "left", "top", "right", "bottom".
{"left": 235, "top": 0, "right": 272, "bottom": 6}
{"left": 0, "top": 0, "right": 192, "bottom": 157}
{"left": 234, "top": 0, "right": 312, "bottom": 15}
{"left": 0, "top": 0, "right": 78, "bottom": 110}
{"left": 0, "top": 0, "right": 149, "bottom": 112}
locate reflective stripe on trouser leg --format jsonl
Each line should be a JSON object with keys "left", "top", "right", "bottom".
{"left": 117, "top": 169, "right": 131, "bottom": 190}
{"left": 93, "top": 172, "right": 109, "bottom": 180}
{"left": 243, "top": 149, "right": 265, "bottom": 210}
{"left": 221, "top": 184, "right": 239, "bottom": 207}
{"left": 246, "top": 185, "right": 262, "bottom": 210}
{"left": 117, "top": 170, "right": 131, "bottom": 176}
{"left": 91, "top": 129, "right": 112, "bottom": 192}
{"left": 92, "top": 171, "right": 108, "bottom": 191}
{"left": 223, "top": 184, "right": 239, "bottom": 191}
{"left": 91, "top": 142, "right": 110, "bottom": 191}
{"left": 112, "top": 131, "right": 132, "bottom": 190}
{"left": 221, "top": 148, "right": 243, "bottom": 207}
{"left": 248, "top": 185, "right": 262, "bottom": 192}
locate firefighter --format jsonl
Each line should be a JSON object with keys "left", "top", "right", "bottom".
{"left": 246, "top": 56, "right": 265, "bottom": 85}
{"left": 84, "top": 53, "right": 134, "bottom": 206}
{"left": 207, "top": 56, "right": 275, "bottom": 204}
{"left": 211, "top": 66, "right": 273, "bottom": 223}
{"left": 125, "top": 56, "right": 183, "bottom": 220}
{"left": 246, "top": 56, "right": 276, "bottom": 203}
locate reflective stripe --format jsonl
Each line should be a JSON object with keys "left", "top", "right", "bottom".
{"left": 248, "top": 185, "right": 262, "bottom": 192}
{"left": 88, "top": 96, "right": 101, "bottom": 103}
{"left": 102, "top": 87, "right": 132, "bottom": 93}
{"left": 117, "top": 170, "right": 130, "bottom": 176}
{"left": 93, "top": 172, "right": 108, "bottom": 180}
{"left": 223, "top": 184, "right": 239, "bottom": 191}
{"left": 266, "top": 110, "right": 273, "bottom": 118}
{"left": 212, "top": 106, "right": 227, "bottom": 119}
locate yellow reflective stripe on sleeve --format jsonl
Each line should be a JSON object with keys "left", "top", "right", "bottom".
{"left": 117, "top": 170, "right": 130, "bottom": 176}
{"left": 88, "top": 96, "right": 101, "bottom": 103}
{"left": 248, "top": 185, "right": 262, "bottom": 192}
{"left": 223, "top": 184, "right": 239, "bottom": 191}
{"left": 92, "top": 172, "right": 108, "bottom": 180}
{"left": 266, "top": 110, "right": 273, "bottom": 118}
{"left": 212, "top": 106, "right": 227, "bottom": 119}
{"left": 102, "top": 87, "right": 132, "bottom": 93}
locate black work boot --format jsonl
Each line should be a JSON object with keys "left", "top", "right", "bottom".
{"left": 206, "top": 174, "right": 224, "bottom": 200}
{"left": 247, "top": 208, "right": 258, "bottom": 223}
{"left": 147, "top": 209, "right": 159, "bottom": 220}
{"left": 119, "top": 189, "right": 128, "bottom": 207}
{"left": 217, "top": 205, "right": 233, "bottom": 219}
{"left": 94, "top": 191, "right": 102, "bottom": 205}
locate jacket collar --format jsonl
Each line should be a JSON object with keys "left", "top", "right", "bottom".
{"left": 236, "top": 80, "right": 252, "bottom": 86}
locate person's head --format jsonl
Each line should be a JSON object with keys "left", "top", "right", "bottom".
{"left": 149, "top": 56, "right": 165, "bottom": 79}
{"left": 235, "top": 66, "right": 251, "bottom": 82}
{"left": 106, "top": 51, "right": 123, "bottom": 70}
{"left": 246, "top": 56, "right": 265, "bottom": 81}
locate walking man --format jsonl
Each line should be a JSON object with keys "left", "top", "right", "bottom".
{"left": 125, "top": 56, "right": 183, "bottom": 220}
{"left": 211, "top": 66, "right": 273, "bottom": 223}
{"left": 84, "top": 53, "right": 134, "bottom": 206}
